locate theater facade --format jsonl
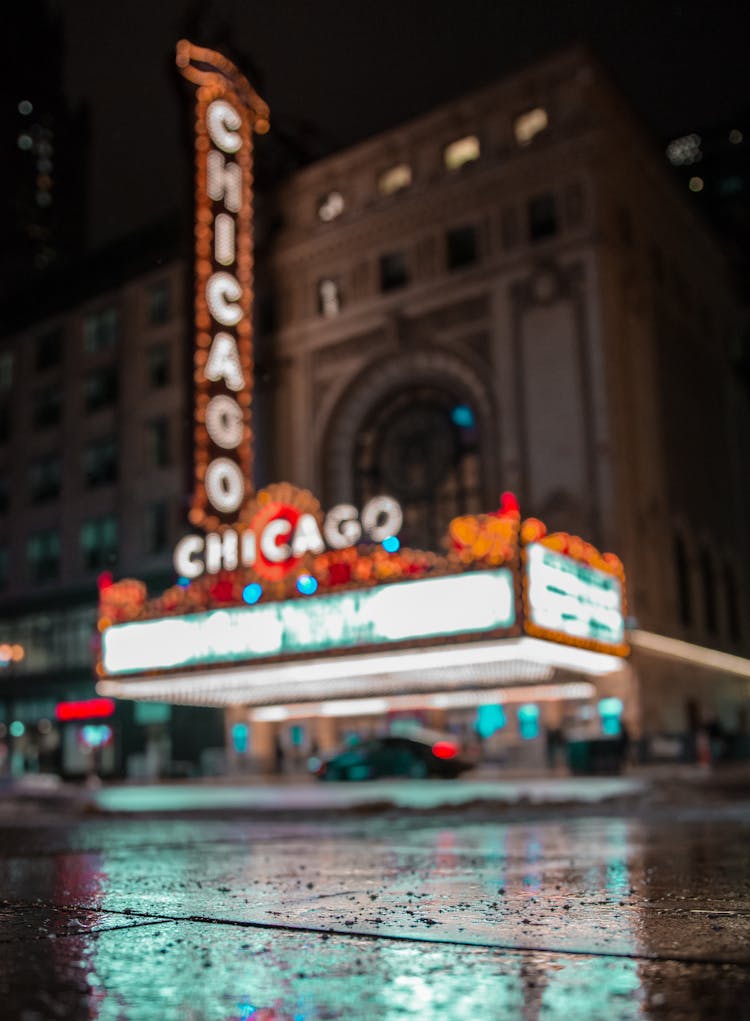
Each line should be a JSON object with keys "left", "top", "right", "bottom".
{"left": 92, "top": 42, "right": 750, "bottom": 774}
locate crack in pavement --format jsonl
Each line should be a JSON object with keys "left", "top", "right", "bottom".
{"left": 4, "top": 898, "right": 748, "bottom": 968}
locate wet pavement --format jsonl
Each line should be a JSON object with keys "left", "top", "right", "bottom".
{"left": 1, "top": 794, "right": 749, "bottom": 1019}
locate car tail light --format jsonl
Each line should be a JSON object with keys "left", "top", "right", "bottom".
{"left": 431, "top": 741, "right": 458, "bottom": 760}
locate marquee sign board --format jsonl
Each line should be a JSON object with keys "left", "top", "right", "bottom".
{"left": 102, "top": 569, "right": 516, "bottom": 676}
{"left": 524, "top": 542, "right": 626, "bottom": 655}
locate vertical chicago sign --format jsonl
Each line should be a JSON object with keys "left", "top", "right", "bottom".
{"left": 176, "top": 40, "right": 270, "bottom": 531}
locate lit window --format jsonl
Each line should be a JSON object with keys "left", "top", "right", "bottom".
{"left": 514, "top": 107, "right": 548, "bottom": 146}
{"left": 446, "top": 225, "right": 478, "bottom": 269}
{"left": 379, "top": 252, "right": 409, "bottom": 292}
{"left": 29, "top": 454, "right": 62, "bottom": 503}
{"left": 378, "top": 163, "right": 412, "bottom": 196}
{"left": 444, "top": 135, "right": 480, "bottom": 170}
{"left": 82, "top": 437, "right": 117, "bottom": 487}
{"left": 318, "top": 191, "right": 345, "bottom": 222}
{"left": 318, "top": 279, "right": 341, "bottom": 317}
{"left": 27, "top": 529, "right": 61, "bottom": 583}
{"left": 666, "top": 133, "right": 702, "bottom": 166}
{"left": 84, "top": 308, "right": 119, "bottom": 354}
{"left": 80, "top": 516, "right": 118, "bottom": 572}
{"left": 149, "top": 282, "right": 171, "bottom": 325}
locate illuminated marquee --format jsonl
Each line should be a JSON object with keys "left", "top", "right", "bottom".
{"left": 176, "top": 40, "right": 270, "bottom": 531}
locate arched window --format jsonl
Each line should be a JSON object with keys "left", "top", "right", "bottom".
{"left": 353, "top": 386, "right": 482, "bottom": 550}
{"left": 674, "top": 533, "right": 692, "bottom": 627}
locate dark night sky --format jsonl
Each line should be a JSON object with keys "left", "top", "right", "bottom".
{"left": 59, "top": 0, "right": 748, "bottom": 249}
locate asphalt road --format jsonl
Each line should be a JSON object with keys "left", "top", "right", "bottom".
{"left": 1, "top": 787, "right": 749, "bottom": 1020}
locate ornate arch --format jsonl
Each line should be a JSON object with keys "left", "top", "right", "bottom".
{"left": 321, "top": 347, "right": 500, "bottom": 509}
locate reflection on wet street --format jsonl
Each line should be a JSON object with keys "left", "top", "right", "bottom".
{"left": 1, "top": 810, "right": 749, "bottom": 1019}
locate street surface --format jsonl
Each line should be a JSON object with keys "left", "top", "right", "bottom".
{"left": 0, "top": 775, "right": 749, "bottom": 1019}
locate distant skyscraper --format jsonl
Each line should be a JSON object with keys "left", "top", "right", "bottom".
{"left": 1, "top": 0, "right": 89, "bottom": 300}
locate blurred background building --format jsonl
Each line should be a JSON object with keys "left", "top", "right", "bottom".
{"left": 1, "top": 45, "right": 748, "bottom": 777}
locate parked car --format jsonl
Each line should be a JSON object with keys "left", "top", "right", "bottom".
{"left": 310, "top": 728, "right": 477, "bottom": 781}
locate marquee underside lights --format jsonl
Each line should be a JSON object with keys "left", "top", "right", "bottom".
{"left": 96, "top": 637, "right": 620, "bottom": 708}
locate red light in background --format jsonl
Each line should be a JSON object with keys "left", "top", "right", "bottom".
{"left": 97, "top": 571, "right": 114, "bottom": 591}
{"left": 55, "top": 698, "right": 116, "bottom": 722}
{"left": 432, "top": 741, "right": 458, "bottom": 759}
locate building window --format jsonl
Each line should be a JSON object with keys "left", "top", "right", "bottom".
{"left": 146, "top": 418, "right": 170, "bottom": 468}
{"left": 148, "top": 344, "right": 170, "bottom": 388}
{"left": 83, "top": 436, "right": 117, "bottom": 487}
{"left": 444, "top": 135, "right": 480, "bottom": 171}
{"left": 354, "top": 386, "right": 482, "bottom": 551}
{"left": 514, "top": 107, "right": 548, "bottom": 146}
{"left": 35, "top": 327, "right": 62, "bottom": 371}
{"left": 378, "top": 163, "right": 412, "bottom": 196}
{"left": 700, "top": 548, "right": 717, "bottom": 634}
{"left": 29, "top": 454, "right": 62, "bottom": 503}
{"left": 80, "top": 516, "right": 118, "bottom": 571}
{"left": 0, "top": 351, "right": 13, "bottom": 389}
{"left": 33, "top": 385, "right": 62, "bottom": 429}
{"left": 149, "top": 282, "right": 171, "bottom": 325}
{"left": 83, "top": 307, "right": 119, "bottom": 354}
{"left": 674, "top": 534, "right": 692, "bottom": 627}
{"left": 27, "top": 529, "right": 61, "bottom": 583}
{"left": 446, "top": 225, "right": 478, "bottom": 270}
{"left": 145, "top": 502, "right": 169, "bottom": 554}
{"left": 318, "top": 278, "right": 341, "bottom": 317}
{"left": 379, "top": 252, "right": 409, "bottom": 292}
{"left": 528, "top": 194, "right": 558, "bottom": 241}
{"left": 317, "top": 191, "right": 345, "bottom": 222}
{"left": 724, "top": 561, "right": 741, "bottom": 643}
{"left": 564, "top": 183, "right": 585, "bottom": 227}
{"left": 84, "top": 366, "right": 118, "bottom": 412}
{"left": 0, "top": 402, "right": 10, "bottom": 443}
{"left": 501, "top": 207, "right": 519, "bottom": 249}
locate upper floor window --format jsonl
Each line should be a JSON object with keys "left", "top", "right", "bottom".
{"left": 35, "top": 327, "right": 63, "bottom": 371}
{"left": 674, "top": 534, "right": 692, "bottom": 627}
{"left": 444, "top": 135, "right": 480, "bottom": 171}
{"left": 29, "top": 454, "right": 62, "bottom": 503}
{"left": 145, "top": 501, "right": 169, "bottom": 554}
{"left": 378, "top": 163, "right": 412, "bottom": 196}
{"left": 0, "top": 351, "right": 13, "bottom": 390}
{"left": 83, "top": 307, "right": 119, "bottom": 354}
{"left": 318, "top": 278, "right": 342, "bottom": 318}
{"left": 33, "top": 385, "right": 62, "bottom": 429}
{"left": 528, "top": 194, "right": 558, "bottom": 241}
{"left": 317, "top": 191, "right": 345, "bottom": 223}
{"left": 27, "top": 529, "right": 61, "bottom": 583}
{"left": 379, "top": 252, "right": 409, "bottom": 292}
{"left": 724, "top": 561, "right": 741, "bottom": 643}
{"left": 83, "top": 436, "right": 117, "bottom": 487}
{"left": 80, "top": 516, "right": 118, "bottom": 572}
{"left": 148, "top": 344, "right": 170, "bottom": 388}
{"left": 84, "top": 366, "right": 118, "bottom": 413}
{"left": 446, "top": 225, "right": 478, "bottom": 270}
{"left": 514, "top": 107, "right": 548, "bottom": 146}
{"left": 700, "top": 548, "right": 717, "bottom": 634}
{"left": 146, "top": 418, "right": 170, "bottom": 468}
{"left": 148, "top": 282, "right": 171, "bottom": 325}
